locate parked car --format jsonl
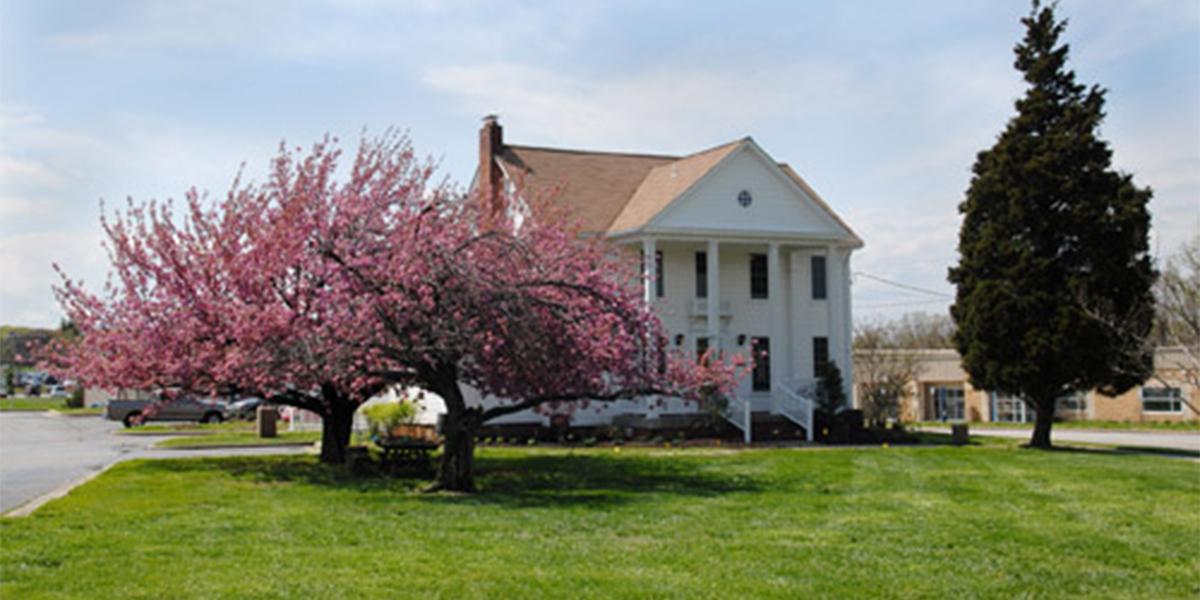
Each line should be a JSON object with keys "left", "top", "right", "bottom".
{"left": 106, "top": 395, "right": 229, "bottom": 428}
{"left": 47, "top": 385, "right": 70, "bottom": 398}
{"left": 223, "top": 396, "right": 264, "bottom": 421}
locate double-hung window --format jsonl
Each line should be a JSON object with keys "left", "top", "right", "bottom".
{"left": 1142, "top": 387, "right": 1183, "bottom": 413}
{"left": 750, "top": 254, "right": 768, "bottom": 299}
{"left": 811, "top": 255, "right": 827, "bottom": 300}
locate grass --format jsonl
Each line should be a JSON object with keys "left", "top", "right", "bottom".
{"left": 154, "top": 431, "right": 321, "bottom": 448}
{"left": 2, "top": 444, "right": 1198, "bottom": 598}
{"left": 914, "top": 419, "right": 1200, "bottom": 432}
{"left": 120, "top": 421, "right": 255, "bottom": 435}
{"left": 0, "top": 396, "right": 70, "bottom": 412}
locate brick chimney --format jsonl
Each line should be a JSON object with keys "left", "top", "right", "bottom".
{"left": 479, "top": 114, "right": 504, "bottom": 215}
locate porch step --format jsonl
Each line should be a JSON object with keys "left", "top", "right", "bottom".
{"left": 750, "top": 412, "right": 808, "bottom": 442}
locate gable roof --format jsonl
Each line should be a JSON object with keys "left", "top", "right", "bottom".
{"left": 607, "top": 139, "right": 743, "bottom": 234}
{"left": 491, "top": 133, "right": 858, "bottom": 245}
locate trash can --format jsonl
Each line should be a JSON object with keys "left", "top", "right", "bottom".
{"left": 951, "top": 423, "right": 969, "bottom": 446}
{"left": 257, "top": 405, "right": 278, "bottom": 438}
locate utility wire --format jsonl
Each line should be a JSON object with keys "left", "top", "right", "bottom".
{"left": 853, "top": 271, "right": 954, "bottom": 299}
{"left": 855, "top": 298, "right": 949, "bottom": 310}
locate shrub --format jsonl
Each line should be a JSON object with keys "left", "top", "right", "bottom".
{"left": 362, "top": 400, "right": 418, "bottom": 439}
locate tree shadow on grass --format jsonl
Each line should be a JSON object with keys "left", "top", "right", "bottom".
{"left": 134, "top": 452, "right": 764, "bottom": 509}
{"left": 1040, "top": 444, "right": 1200, "bottom": 460}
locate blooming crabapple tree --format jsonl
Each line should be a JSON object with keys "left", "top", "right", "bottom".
{"left": 309, "top": 138, "right": 746, "bottom": 492}
{"left": 46, "top": 138, "right": 427, "bottom": 463}
{"left": 51, "top": 132, "right": 745, "bottom": 490}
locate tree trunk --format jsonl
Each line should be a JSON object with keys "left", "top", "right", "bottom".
{"left": 1028, "top": 397, "right": 1056, "bottom": 449}
{"left": 319, "top": 399, "right": 355, "bottom": 464}
{"left": 426, "top": 374, "right": 480, "bottom": 493}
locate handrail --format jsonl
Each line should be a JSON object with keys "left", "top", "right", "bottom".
{"left": 774, "top": 381, "right": 816, "bottom": 442}
{"left": 721, "top": 394, "right": 752, "bottom": 444}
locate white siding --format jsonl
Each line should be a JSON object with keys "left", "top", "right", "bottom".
{"left": 652, "top": 147, "right": 846, "bottom": 237}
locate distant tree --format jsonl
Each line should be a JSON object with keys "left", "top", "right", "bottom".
{"left": 1153, "top": 235, "right": 1200, "bottom": 411}
{"left": 853, "top": 321, "right": 925, "bottom": 427}
{"left": 889, "top": 312, "right": 956, "bottom": 349}
{"left": 948, "top": 1, "right": 1156, "bottom": 449}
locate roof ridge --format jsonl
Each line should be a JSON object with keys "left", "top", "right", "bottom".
{"left": 675, "top": 137, "right": 748, "bottom": 160}
{"left": 504, "top": 144, "right": 680, "bottom": 160}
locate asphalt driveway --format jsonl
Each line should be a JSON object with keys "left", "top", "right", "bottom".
{"left": 0, "top": 412, "right": 308, "bottom": 514}
{"left": 922, "top": 425, "right": 1200, "bottom": 453}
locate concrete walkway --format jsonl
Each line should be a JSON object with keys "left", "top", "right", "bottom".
{"left": 0, "top": 412, "right": 311, "bottom": 515}
{"left": 921, "top": 425, "right": 1200, "bottom": 453}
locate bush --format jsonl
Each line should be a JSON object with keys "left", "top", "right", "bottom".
{"left": 362, "top": 400, "right": 418, "bottom": 439}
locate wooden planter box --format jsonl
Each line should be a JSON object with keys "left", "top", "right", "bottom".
{"left": 389, "top": 424, "right": 437, "bottom": 442}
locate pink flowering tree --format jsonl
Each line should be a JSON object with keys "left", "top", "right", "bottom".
{"left": 47, "top": 138, "right": 414, "bottom": 464}
{"left": 307, "top": 138, "right": 746, "bottom": 492}
{"left": 51, "top": 132, "right": 745, "bottom": 489}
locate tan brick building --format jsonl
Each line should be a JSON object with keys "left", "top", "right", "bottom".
{"left": 853, "top": 347, "right": 1199, "bottom": 423}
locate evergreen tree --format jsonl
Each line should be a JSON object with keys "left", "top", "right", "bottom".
{"left": 815, "top": 361, "right": 847, "bottom": 419}
{"left": 949, "top": 1, "right": 1156, "bottom": 448}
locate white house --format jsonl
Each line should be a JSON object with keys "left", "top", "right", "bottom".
{"left": 467, "top": 116, "right": 862, "bottom": 441}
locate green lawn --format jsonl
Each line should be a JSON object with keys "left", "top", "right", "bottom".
{"left": 2, "top": 445, "right": 1197, "bottom": 598}
{"left": 914, "top": 420, "right": 1200, "bottom": 432}
{"left": 120, "top": 421, "right": 255, "bottom": 435}
{"left": 154, "top": 430, "right": 321, "bottom": 448}
{"left": 0, "top": 397, "right": 69, "bottom": 412}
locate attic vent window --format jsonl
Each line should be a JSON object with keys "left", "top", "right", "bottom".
{"left": 737, "top": 190, "right": 752, "bottom": 208}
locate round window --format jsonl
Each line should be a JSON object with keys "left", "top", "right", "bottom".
{"left": 737, "top": 190, "right": 752, "bottom": 208}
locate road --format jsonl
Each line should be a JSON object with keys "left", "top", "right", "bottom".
{"left": 923, "top": 426, "right": 1200, "bottom": 453}
{"left": 0, "top": 412, "right": 307, "bottom": 514}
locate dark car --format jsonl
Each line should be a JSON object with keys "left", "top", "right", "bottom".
{"left": 223, "top": 397, "right": 264, "bottom": 421}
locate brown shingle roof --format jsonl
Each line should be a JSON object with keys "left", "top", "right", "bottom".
{"left": 607, "top": 140, "right": 744, "bottom": 234}
{"left": 497, "top": 145, "right": 675, "bottom": 233}
{"left": 493, "top": 137, "right": 859, "bottom": 244}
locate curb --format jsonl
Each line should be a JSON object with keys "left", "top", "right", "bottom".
{"left": 158, "top": 442, "right": 317, "bottom": 451}
{"left": 3, "top": 461, "right": 119, "bottom": 518}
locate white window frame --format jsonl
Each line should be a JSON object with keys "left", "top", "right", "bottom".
{"left": 1141, "top": 386, "right": 1183, "bottom": 414}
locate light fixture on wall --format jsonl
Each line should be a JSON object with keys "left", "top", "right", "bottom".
{"left": 675, "top": 334, "right": 685, "bottom": 347}
{"left": 737, "top": 334, "right": 746, "bottom": 346}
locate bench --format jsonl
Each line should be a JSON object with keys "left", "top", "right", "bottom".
{"left": 375, "top": 437, "right": 439, "bottom": 476}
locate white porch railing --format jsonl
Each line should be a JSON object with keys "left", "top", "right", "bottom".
{"left": 722, "top": 394, "right": 752, "bottom": 443}
{"left": 774, "top": 377, "right": 818, "bottom": 441}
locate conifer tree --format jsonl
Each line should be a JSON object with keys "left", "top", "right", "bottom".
{"left": 949, "top": 1, "right": 1156, "bottom": 448}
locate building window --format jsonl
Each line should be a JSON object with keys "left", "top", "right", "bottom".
{"left": 751, "top": 337, "right": 770, "bottom": 391}
{"left": 1142, "top": 387, "right": 1183, "bottom": 413}
{"left": 991, "top": 394, "right": 1034, "bottom": 423}
{"left": 750, "top": 254, "right": 768, "bottom": 299}
{"left": 812, "top": 336, "right": 829, "bottom": 377}
{"left": 1057, "top": 391, "right": 1088, "bottom": 412}
{"left": 930, "top": 385, "right": 965, "bottom": 421}
{"left": 640, "top": 250, "right": 665, "bottom": 298}
{"left": 811, "top": 255, "right": 827, "bottom": 300}
{"left": 696, "top": 336, "right": 709, "bottom": 364}
{"left": 695, "top": 252, "right": 707, "bottom": 299}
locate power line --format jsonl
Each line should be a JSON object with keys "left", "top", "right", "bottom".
{"left": 853, "top": 271, "right": 954, "bottom": 299}
{"left": 855, "top": 298, "right": 950, "bottom": 310}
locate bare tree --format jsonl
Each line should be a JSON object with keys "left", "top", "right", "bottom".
{"left": 1153, "top": 235, "right": 1200, "bottom": 412}
{"left": 853, "top": 319, "right": 928, "bottom": 427}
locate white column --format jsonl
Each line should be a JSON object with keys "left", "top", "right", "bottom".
{"left": 706, "top": 240, "right": 720, "bottom": 350}
{"left": 642, "top": 238, "right": 656, "bottom": 306}
{"left": 841, "top": 249, "right": 854, "bottom": 405}
{"left": 768, "top": 242, "right": 784, "bottom": 397}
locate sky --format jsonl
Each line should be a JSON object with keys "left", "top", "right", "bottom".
{"left": 1, "top": 0, "right": 1197, "bottom": 328}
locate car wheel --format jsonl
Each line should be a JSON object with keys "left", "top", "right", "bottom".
{"left": 123, "top": 412, "right": 141, "bottom": 428}
{"left": 202, "top": 412, "right": 223, "bottom": 424}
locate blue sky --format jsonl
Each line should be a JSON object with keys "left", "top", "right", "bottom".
{"left": 1, "top": 0, "right": 1197, "bottom": 327}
